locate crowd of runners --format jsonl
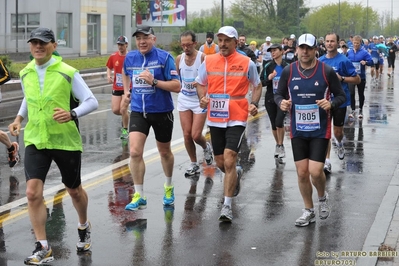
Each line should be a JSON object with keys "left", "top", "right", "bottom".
{"left": 2, "top": 24, "right": 399, "bottom": 265}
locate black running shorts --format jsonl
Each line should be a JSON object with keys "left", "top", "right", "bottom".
{"left": 24, "top": 145, "right": 82, "bottom": 189}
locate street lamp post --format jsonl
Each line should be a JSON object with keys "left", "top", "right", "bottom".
{"left": 391, "top": 0, "right": 393, "bottom": 36}
{"left": 160, "top": 0, "right": 163, "bottom": 33}
{"left": 221, "top": 0, "right": 224, "bottom": 27}
{"left": 16, "top": 0, "right": 18, "bottom": 52}
{"left": 297, "top": 0, "right": 300, "bottom": 37}
{"left": 338, "top": 0, "right": 341, "bottom": 34}
{"left": 366, "top": 0, "right": 369, "bottom": 38}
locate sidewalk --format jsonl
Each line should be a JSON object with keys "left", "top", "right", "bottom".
{"left": 359, "top": 111, "right": 399, "bottom": 266}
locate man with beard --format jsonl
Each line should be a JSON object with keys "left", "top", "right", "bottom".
{"left": 199, "top": 32, "right": 219, "bottom": 55}
{"left": 237, "top": 34, "right": 257, "bottom": 63}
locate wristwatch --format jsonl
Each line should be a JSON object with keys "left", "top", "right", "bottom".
{"left": 341, "top": 76, "right": 345, "bottom": 82}
{"left": 70, "top": 110, "right": 78, "bottom": 121}
{"left": 250, "top": 102, "right": 259, "bottom": 108}
{"left": 152, "top": 78, "right": 158, "bottom": 87}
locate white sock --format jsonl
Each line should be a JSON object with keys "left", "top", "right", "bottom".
{"left": 39, "top": 240, "right": 48, "bottom": 249}
{"left": 319, "top": 194, "right": 327, "bottom": 201}
{"left": 325, "top": 158, "right": 331, "bottom": 164}
{"left": 78, "top": 221, "right": 89, "bottom": 228}
{"left": 165, "top": 177, "right": 172, "bottom": 187}
{"left": 134, "top": 185, "right": 144, "bottom": 197}
{"left": 223, "top": 197, "right": 232, "bottom": 207}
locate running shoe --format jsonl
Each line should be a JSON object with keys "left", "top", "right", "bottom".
{"left": 120, "top": 128, "right": 129, "bottom": 140}
{"left": 204, "top": 142, "right": 214, "bottom": 165}
{"left": 163, "top": 184, "right": 175, "bottom": 206}
{"left": 219, "top": 204, "right": 233, "bottom": 222}
{"left": 295, "top": 209, "right": 316, "bottom": 227}
{"left": 24, "top": 241, "right": 54, "bottom": 265}
{"left": 233, "top": 166, "right": 243, "bottom": 197}
{"left": 278, "top": 144, "right": 285, "bottom": 158}
{"left": 388, "top": 73, "right": 391, "bottom": 78}
{"left": 337, "top": 144, "right": 345, "bottom": 160}
{"left": 274, "top": 144, "right": 279, "bottom": 158}
{"left": 248, "top": 151, "right": 256, "bottom": 163}
{"left": 125, "top": 192, "right": 147, "bottom": 211}
{"left": 324, "top": 161, "right": 332, "bottom": 174}
{"left": 319, "top": 193, "right": 331, "bottom": 220}
{"left": 8, "top": 142, "right": 19, "bottom": 168}
{"left": 76, "top": 221, "right": 92, "bottom": 252}
{"left": 348, "top": 111, "right": 355, "bottom": 119}
{"left": 185, "top": 163, "right": 200, "bottom": 177}
{"left": 358, "top": 109, "right": 363, "bottom": 119}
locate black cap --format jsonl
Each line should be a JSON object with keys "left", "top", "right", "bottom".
{"left": 267, "top": 43, "right": 283, "bottom": 52}
{"left": 132, "top": 26, "right": 155, "bottom": 37}
{"left": 27, "top": 27, "right": 55, "bottom": 43}
{"left": 206, "top": 32, "right": 214, "bottom": 39}
{"left": 116, "top": 36, "right": 128, "bottom": 44}
{"left": 341, "top": 44, "right": 348, "bottom": 48}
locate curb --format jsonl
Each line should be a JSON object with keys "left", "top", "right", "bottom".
{"left": 358, "top": 163, "right": 399, "bottom": 265}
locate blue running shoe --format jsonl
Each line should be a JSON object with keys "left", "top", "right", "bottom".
{"left": 163, "top": 184, "right": 175, "bottom": 206}
{"left": 125, "top": 192, "right": 147, "bottom": 211}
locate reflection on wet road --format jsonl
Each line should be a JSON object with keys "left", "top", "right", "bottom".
{"left": 0, "top": 70, "right": 399, "bottom": 265}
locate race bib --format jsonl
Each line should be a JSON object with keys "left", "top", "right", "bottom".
{"left": 273, "top": 76, "right": 280, "bottom": 94}
{"left": 181, "top": 78, "right": 197, "bottom": 96}
{"left": 132, "top": 69, "right": 155, "bottom": 94}
{"left": 353, "top": 62, "right": 361, "bottom": 74}
{"left": 372, "top": 57, "right": 378, "bottom": 64}
{"left": 116, "top": 73, "right": 123, "bottom": 87}
{"left": 295, "top": 104, "right": 320, "bottom": 131}
{"left": 209, "top": 94, "right": 230, "bottom": 119}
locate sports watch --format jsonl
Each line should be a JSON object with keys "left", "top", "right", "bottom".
{"left": 70, "top": 110, "right": 78, "bottom": 121}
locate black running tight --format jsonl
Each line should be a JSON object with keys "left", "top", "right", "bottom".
{"left": 349, "top": 80, "right": 366, "bottom": 111}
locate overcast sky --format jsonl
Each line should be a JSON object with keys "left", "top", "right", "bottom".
{"left": 187, "top": 0, "right": 398, "bottom": 18}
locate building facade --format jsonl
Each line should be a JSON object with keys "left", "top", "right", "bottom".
{"left": 0, "top": 0, "right": 132, "bottom": 56}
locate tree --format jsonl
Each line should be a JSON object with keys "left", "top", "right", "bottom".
{"left": 132, "top": 0, "right": 150, "bottom": 14}
{"left": 302, "top": 2, "right": 379, "bottom": 39}
{"left": 276, "top": 0, "right": 309, "bottom": 36}
{"left": 228, "top": 0, "right": 309, "bottom": 38}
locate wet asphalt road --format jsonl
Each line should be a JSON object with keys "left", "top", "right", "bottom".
{"left": 0, "top": 69, "right": 399, "bottom": 266}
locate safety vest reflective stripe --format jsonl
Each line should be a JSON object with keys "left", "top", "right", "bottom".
{"left": 206, "top": 71, "right": 247, "bottom": 77}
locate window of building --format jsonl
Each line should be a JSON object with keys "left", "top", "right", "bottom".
{"left": 11, "top": 13, "right": 40, "bottom": 41}
{"left": 113, "top": 15, "right": 125, "bottom": 42}
{"left": 56, "top": 13, "right": 72, "bottom": 47}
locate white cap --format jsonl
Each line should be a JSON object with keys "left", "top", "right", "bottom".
{"left": 216, "top": 26, "right": 238, "bottom": 39}
{"left": 297, "top": 33, "right": 317, "bottom": 48}
{"left": 379, "top": 35, "right": 384, "bottom": 39}
{"left": 265, "top": 36, "right": 271, "bottom": 41}
{"left": 290, "top": 34, "right": 296, "bottom": 39}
